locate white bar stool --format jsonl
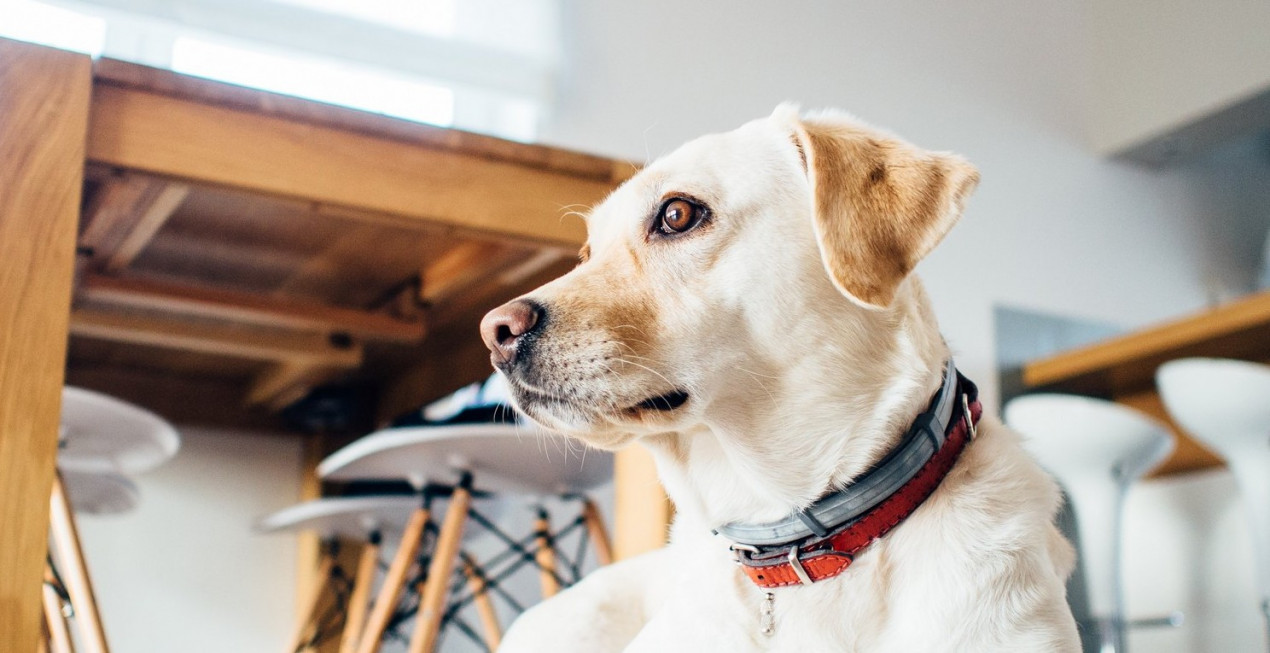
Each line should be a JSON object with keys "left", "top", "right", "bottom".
{"left": 256, "top": 495, "right": 422, "bottom": 653}
{"left": 319, "top": 422, "right": 613, "bottom": 653}
{"left": 46, "top": 387, "right": 180, "bottom": 653}
{"left": 1005, "top": 394, "right": 1174, "bottom": 653}
{"left": 1157, "top": 358, "right": 1270, "bottom": 650}
{"left": 42, "top": 471, "right": 140, "bottom": 653}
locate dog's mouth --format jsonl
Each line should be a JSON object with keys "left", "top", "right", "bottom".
{"left": 625, "top": 390, "right": 690, "bottom": 416}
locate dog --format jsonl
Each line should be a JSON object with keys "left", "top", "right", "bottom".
{"left": 479, "top": 105, "right": 1080, "bottom": 652}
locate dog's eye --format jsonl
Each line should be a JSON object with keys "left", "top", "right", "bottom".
{"left": 658, "top": 198, "right": 705, "bottom": 235}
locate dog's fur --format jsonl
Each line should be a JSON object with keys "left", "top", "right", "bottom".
{"left": 489, "top": 106, "right": 1080, "bottom": 652}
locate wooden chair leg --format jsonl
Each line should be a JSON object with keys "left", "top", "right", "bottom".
{"left": 288, "top": 546, "right": 334, "bottom": 653}
{"left": 48, "top": 472, "right": 109, "bottom": 653}
{"left": 355, "top": 507, "right": 429, "bottom": 653}
{"left": 461, "top": 556, "right": 501, "bottom": 650}
{"left": 338, "top": 535, "right": 380, "bottom": 653}
{"left": 581, "top": 498, "right": 614, "bottom": 566}
{"left": 41, "top": 566, "right": 73, "bottom": 653}
{"left": 534, "top": 508, "right": 559, "bottom": 599}
{"left": 408, "top": 478, "right": 472, "bottom": 653}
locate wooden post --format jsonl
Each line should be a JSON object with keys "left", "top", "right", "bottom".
{"left": 461, "top": 555, "right": 501, "bottom": 650}
{"left": 48, "top": 474, "right": 110, "bottom": 653}
{"left": 338, "top": 535, "right": 381, "bottom": 653}
{"left": 613, "top": 445, "right": 673, "bottom": 560}
{"left": 580, "top": 498, "right": 614, "bottom": 566}
{"left": 0, "top": 39, "right": 91, "bottom": 653}
{"left": 288, "top": 547, "right": 334, "bottom": 653}
{"left": 533, "top": 508, "right": 559, "bottom": 599}
{"left": 408, "top": 478, "right": 472, "bottom": 653}
{"left": 355, "top": 506, "right": 429, "bottom": 653}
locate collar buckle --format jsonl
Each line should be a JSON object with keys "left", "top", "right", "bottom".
{"left": 961, "top": 393, "right": 977, "bottom": 440}
{"left": 729, "top": 542, "right": 760, "bottom": 565}
{"left": 787, "top": 544, "right": 814, "bottom": 586}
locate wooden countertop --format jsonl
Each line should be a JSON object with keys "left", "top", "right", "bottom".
{"left": 1021, "top": 289, "right": 1270, "bottom": 475}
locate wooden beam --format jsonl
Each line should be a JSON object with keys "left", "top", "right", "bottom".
{"left": 69, "top": 308, "right": 364, "bottom": 366}
{"left": 81, "top": 274, "right": 426, "bottom": 343}
{"left": 247, "top": 361, "right": 350, "bottom": 411}
{"left": 93, "top": 58, "right": 636, "bottom": 184}
{"left": 79, "top": 174, "right": 189, "bottom": 273}
{"left": 0, "top": 39, "right": 91, "bottom": 653}
{"left": 87, "top": 84, "right": 609, "bottom": 247}
{"left": 421, "top": 241, "right": 515, "bottom": 304}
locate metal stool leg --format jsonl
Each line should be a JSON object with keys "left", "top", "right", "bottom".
{"left": 339, "top": 533, "right": 380, "bottom": 653}
{"left": 356, "top": 505, "right": 430, "bottom": 653}
{"left": 48, "top": 472, "right": 109, "bottom": 653}
{"left": 409, "top": 475, "right": 473, "bottom": 653}
{"left": 581, "top": 499, "right": 613, "bottom": 566}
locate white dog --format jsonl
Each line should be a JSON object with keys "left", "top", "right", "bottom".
{"left": 479, "top": 106, "right": 1079, "bottom": 652}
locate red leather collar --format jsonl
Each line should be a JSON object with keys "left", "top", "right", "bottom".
{"left": 731, "top": 385, "right": 982, "bottom": 589}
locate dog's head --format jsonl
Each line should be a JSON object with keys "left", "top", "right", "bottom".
{"left": 480, "top": 106, "right": 978, "bottom": 450}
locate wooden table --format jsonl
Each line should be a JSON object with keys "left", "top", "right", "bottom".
{"left": 1022, "top": 289, "right": 1270, "bottom": 475}
{"left": 0, "top": 38, "right": 654, "bottom": 653}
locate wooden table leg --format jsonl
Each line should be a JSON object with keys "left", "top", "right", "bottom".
{"left": 408, "top": 477, "right": 472, "bottom": 653}
{"left": 41, "top": 566, "right": 73, "bottom": 653}
{"left": 338, "top": 535, "right": 380, "bottom": 653}
{"left": 534, "top": 508, "right": 559, "bottom": 599}
{"left": 48, "top": 473, "right": 109, "bottom": 653}
{"left": 0, "top": 40, "right": 91, "bottom": 653}
{"left": 356, "top": 506, "right": 429, "bottom": 653}
{"left": 581, "top": 498, "right": 614, "bottom": 566}
{"left": 288, "top": 546, "right": 334, "bottom": 653}
{"left": 461, "top": 555, "right": 501, "bottom": 650}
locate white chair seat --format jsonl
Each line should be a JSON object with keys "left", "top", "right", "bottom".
{"left": 318, "top": 423, "right": 613, "bottom": 495}
{"left": 62, "top": 470, "right": 139, "bottom": 516}
{"left": 59, "top": 387, "right": 180, "bottom": 475}
{"left": 1157, "top": 358, "right": 1270, "bottom": 613}
{"left": 1006, "top": 393, "right": 1174, "bottom": 652}
{"left": 256, "top": 496, "right": 425, "bottom": 539}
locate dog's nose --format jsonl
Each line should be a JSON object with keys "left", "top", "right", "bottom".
{"left": 480, "top": 299, "right": 544, "bottom": 366}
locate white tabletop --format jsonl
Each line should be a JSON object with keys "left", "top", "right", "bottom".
{"left": 318, "top": 424, "right": 613, "bottom": 495}
{"left": 63, "top": 470, "right": 140, "bottom": 516}
{"left": 59, "top": 386, "right": 181, "bottom": 474}
{"left": 255, "top": 496, "right": 424, "bottom": 539}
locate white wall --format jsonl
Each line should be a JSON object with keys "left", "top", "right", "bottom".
{"left": 541, "top": 0, "right": 1218, "bottom": 413}
{"left": 540, "top": 1, "right": 1268, "bottom": 651}
{"left": 76, "top": 427, "right": 305, "bottom": 653}
{"left": 1090, "top": 0, "right": 1270, "bottom": 154}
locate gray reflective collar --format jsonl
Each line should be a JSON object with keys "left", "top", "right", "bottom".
{"left": 716, "top": 360, "right": 961, "bottom": 548}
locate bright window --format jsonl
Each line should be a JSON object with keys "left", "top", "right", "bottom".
{"left": 0, "top": 0, "right": 554, "bottom": 141}
{"left": 270, "top": 0, "right": 455, "bottom": 37}
{"left": 171, "top": 37, "right": 455, "bottom": 127}
{"left": 0, "top": 0, "right": 106, "bottom": 56}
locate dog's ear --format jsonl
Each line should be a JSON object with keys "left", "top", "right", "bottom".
{"left": 789, "top": 113, "right": 979, "bottom": 309}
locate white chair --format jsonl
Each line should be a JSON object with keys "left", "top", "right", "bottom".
{"left": 319, "top": 422, "right": 613, "bottom": 653}
{"left": 62, "top": 470, "right": 140, "bottom": 516}
{"left": 1157, "top": 358, "right": 1270, "bottom": 649}
{"left": 256, "top": 496, "right": 423, "bottom": 653}
{"left": 45, "top": 387, "right": 181, "bottom": 653}
{"left": 1005, "top": 394, "right": 1174, "bottom": 653}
